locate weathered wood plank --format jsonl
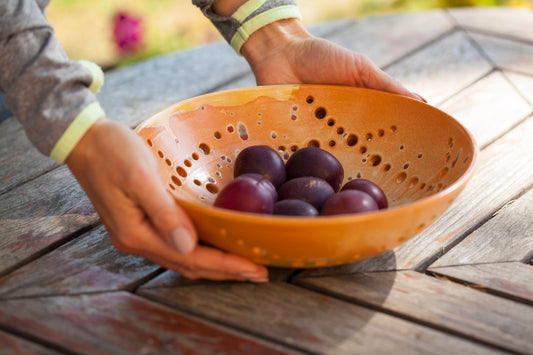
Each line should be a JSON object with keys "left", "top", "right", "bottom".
{"left": 0, "top": 225, "right": 159, "bottom": 299}
{"left": 428, "top": 262, "right": 533, "bottom": 305}
{"left": 0, "top": 292, "right": 292, "bottom": 355}
{"left": 295, "top": 271, "right": 533, "bottom": 354}
{"left": 448, "top": 6, "right": 533, "bottom": 43}
{"left": 97, "top": 42, "right": 250, "bottom": 128}
{"left": 138, "top": 282, "right": 501, "bottom": 354}
{"left": 506, "top": 71, "right": 533, "bottom": 105}
{"left": 469, "top": 32, "right": 533, "bottom": 75}
{"left": 430, "top": 188, "right": 533, "bottom": 268}
{"left": 324, "top": 9, "right": 454, "bottom": 68}
{"left": 299, "top": 116, "right": 533, "bottom": 276}
{"left": 0, "top": 117, "right": 57, "bottom": 196}
{"left": 0, "top": 166, "right": 98, "bottom": 275}
{"left": 439, "top": 71, "right": 532, "bottom": 148}
{"left": 385, "top": 30, "right": 493, "bottom": 105}
{"left": 0, "top": 330, "right": 59, "bottom": 355}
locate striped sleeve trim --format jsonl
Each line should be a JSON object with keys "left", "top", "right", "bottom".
{"left": 78, "top": 60, "right": 105, "bottom": 93}
{"left": 49, "top": 102, "right": 105, "bottom": 164}
{"left": 232, "top": 0, "right": 266, "bottom": 23}
{"left": 230, "top": 5, "right": 302, "bottom": 55}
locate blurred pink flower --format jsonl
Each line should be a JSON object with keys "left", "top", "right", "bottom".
{"left": 112, "top": 11, "right": 143, "bottom": 53}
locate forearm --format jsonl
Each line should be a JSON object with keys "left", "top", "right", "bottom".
{"left": 0, "top": 0, "right": 103, "bottom": 163}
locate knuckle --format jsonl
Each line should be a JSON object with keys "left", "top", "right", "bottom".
{"left": 122, "top": 164, "right": 153, "bottom": 190}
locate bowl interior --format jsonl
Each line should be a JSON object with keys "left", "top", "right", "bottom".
{"left": 135, "top": 85, "right": 477, "bottom": 267}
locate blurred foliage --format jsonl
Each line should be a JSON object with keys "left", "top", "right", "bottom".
{"left": 47, "top": 0, "right": 532, "bottom": 68}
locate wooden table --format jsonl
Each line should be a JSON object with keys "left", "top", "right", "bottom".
{"left": 1, "top": 6, "right": 532, "bottom": 354}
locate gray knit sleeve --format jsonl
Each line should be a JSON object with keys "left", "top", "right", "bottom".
{"left": 192, "top": 0, "right": 301, "bottom": 54}
{"left": 0, "top": 0, "right": 100, "bottom": 159}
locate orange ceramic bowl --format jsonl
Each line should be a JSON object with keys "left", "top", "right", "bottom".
{"left": 135, "top": 85, "right": 477, "bottom": 268}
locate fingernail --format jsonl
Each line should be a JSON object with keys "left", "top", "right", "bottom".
{"left": 414, "top": 93, "right": 427, "bottom": 103}
{"left": 171, "top": 226, "right": 195, "bottom": 254}
{"left": 239, "top": 272, "right": 269, "bottom": 283}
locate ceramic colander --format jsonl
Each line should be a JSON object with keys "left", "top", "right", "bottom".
{"left": 135, "top": 85, "right": 477, "bottom": 268}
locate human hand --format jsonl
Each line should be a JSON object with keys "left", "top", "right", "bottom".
{"left": 241, "top": 19, "right": 426, "bottom": 102}
{"left": 66, "top": 118, "right": 268, "bottom": 282}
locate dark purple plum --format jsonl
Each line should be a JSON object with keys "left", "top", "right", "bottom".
{"left": 321, "top": 190, "right": 379, "bottom": 216}
{"left": 273, "top": 199, "right": 319, "bottom": 217}
{"left": 238, "top": 173, "right": 278, "bottom": 202}
{"left": 214, "top": 175, "right": 275, "bottom": 214}
{"left": 234, "top": 145, "right": 286, "bottom": 189}
{"left": 278, "top": 176, "right": 335, "bottom": 211}
{"left": 285, "top": 147, "right": 344, "bottom": 191}
{"left": 341, "top": 179, "right": 388, "bottom": 209}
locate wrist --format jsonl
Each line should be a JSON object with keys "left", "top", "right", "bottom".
{"left": 66, "top": 117, "right": 106, "bottom": 169}
{"left": 212, "top": 0, "right": 249, "bottom": 16}
{"left": 241, "top": 18, "right": 311, "bottom": 68}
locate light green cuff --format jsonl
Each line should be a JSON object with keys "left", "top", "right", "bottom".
{"left": 49, "top": 102, "right": 105, "bottom": 164}
{"left": 232, "top": 0, "right": 266, "bottom": 23}
{"left": 230, "top": 5, "right": 302, "bottom": 55}
{"left": 78, "top": 60, "right": 105, "bottom": 93}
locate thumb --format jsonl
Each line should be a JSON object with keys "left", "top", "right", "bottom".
{"left": 131, "top": 170, "right": 198, "bottom": 254}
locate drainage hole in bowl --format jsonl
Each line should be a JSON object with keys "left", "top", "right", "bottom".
{"left": 171, "top": 175, "right": 182, "bottom": 186}
{"left": 346, "top": 134, "right": 358, "bottom": 146}
{"left": 314, "top": 107, "right": 327, "bottom": 119}
{"left": 369, "top": 154, "right": 382, "bottom": 167}
{"left": 395, "top": 172, "right": 407, "bottom": 184}
{"left": 199, "top": 143, "right": 210, "bottom": 155}
{"left": 205, "top": 183, "right": 219, "bottom": 194}
{"left": 307, "top": 139, "right": 320, "bottom": 148}
{"left": 176, "top": 167, "right": 187, "bottom": 177}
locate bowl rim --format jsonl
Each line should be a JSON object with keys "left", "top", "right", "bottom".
{"left": 138, "top": 84, "right": 479, "bottom": 226}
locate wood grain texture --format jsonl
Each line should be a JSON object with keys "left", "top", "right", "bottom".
{"left": 0, "top": 330, "right": 59, "bottom": 355}
{"left": 506, "top": 71, "right": 533, "bottom": 105}
{"left": 295, "top": 271, "right": 533, "bottom": 354}
{"left": 0, "top": 225, "right": 159, "bottom": 299}
{"left": 299, "top": 117, "right": 533, "bottom": 277}
{"left": 430, "top": 188, "right": 533, "bottom": 267}
{"left": 324, "top": 9, "right": 454, "bottom": 68}
{"left": 385, "top": 30, "right": 493, "bottom": 105}
{"left": 429, "top": 262, "right": 533, "bottom": 305}
{"left": 0, "top": 292, "right": 292, "bottom": 355}
{"left": 469, "top": 32, "right": 533, "bottom": 75}
{"left": 98, "top": 42, "right": 250, "bottom": 128}
{"left": 0, "top": 117, "right": 57, "bottom": 196}
{"left": 0, "top": 166, "right": 98, "bottom": 275}
{"left": 448, "top": 6, "right": 533, "bottom": 43}
{"left": 138, "top": 282, "right": 500, "bottom": 354}
{"left": 439, "top": 71, "right": 532, "bottom": 148}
